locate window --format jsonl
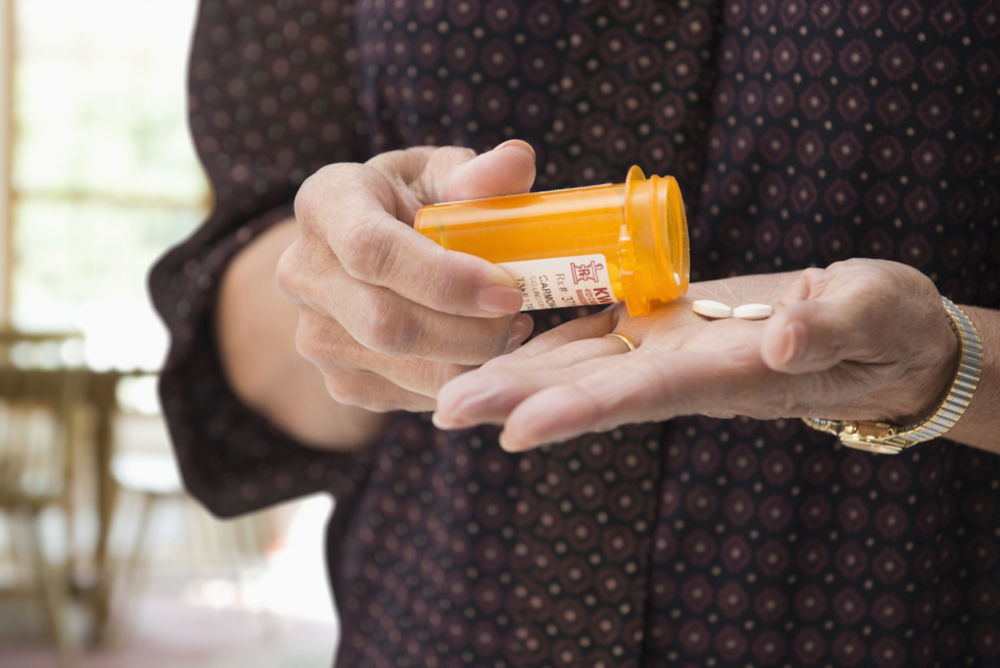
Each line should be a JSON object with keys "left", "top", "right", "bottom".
{"left": 6, "top": 0, "right": 207, "bottom": 370}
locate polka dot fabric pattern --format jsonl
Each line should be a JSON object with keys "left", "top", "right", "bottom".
{"left": 148, "top": 0, "right": 1000, "bottom": 665}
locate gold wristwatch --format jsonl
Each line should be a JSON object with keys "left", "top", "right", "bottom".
{"left": 803, "top": 297, "right": 982, "bottom": 454}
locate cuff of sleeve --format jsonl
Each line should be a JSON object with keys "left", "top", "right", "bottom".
{"left": 150, "top": 204, "right": 366, "bottom": 516}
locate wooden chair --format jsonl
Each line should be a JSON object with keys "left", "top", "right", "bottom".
{"left": 0, "top": 329, "right": 81, "bottom": 368}
{"left": 0, "top": 366, "right": 83, "bottom": 666}
{"left": 108, "top": 443, "right": 275, "bottom": 638}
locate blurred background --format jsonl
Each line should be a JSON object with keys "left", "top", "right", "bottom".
{"left": 0, "top": 1, "right": 337, "bottom": 666}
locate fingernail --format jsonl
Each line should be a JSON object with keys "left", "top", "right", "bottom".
{"left": 479, "top": 285, "right": 524, "bottom": 314}
{"left": 499, "top": 431, "right": 536, "bottom": 452}
{"left": 505, "top": 315, "right": 534, "bottom": 352}
{"left": 778, "top": 321, "right": 805, "bottom": 366}
{"left": 493, "top": 139, "right": 535, "bottom": 159}
{"left": 498, "top": 431, "right": 519, "bottom": 452}
{"left": 432, "top": 411, "right": 461, "bottom": 430}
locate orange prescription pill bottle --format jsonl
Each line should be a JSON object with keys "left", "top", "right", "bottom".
{"left": 414, "top": 165, "right": 689, "bottom": 316}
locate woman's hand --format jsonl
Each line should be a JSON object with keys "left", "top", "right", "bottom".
{"left": 433, "top": 259, "right": 960, "bottom": 451}
{"left": 275, "top": 142, "right": 537, "bottom": 413}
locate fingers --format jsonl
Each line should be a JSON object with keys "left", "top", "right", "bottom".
{"left": 294, "top": 143, "right": 537, "bottom": 318}
{"left": 294, "top": 308, "right": 476, "bottom": 410}
{"left": 323, "top": 280, "right": 524, "bottom": 364}
{"left": 365, "top": 141, "right": 536, "bottom": 209}
{"left": 301, "top": 180, "right": 523, "bottom": 317}
{"left": 432, "top": 260, "right": 961, "bottom": 451}
{"left": 438, "top": 139, "right": 537, "bottom": 202}
{"left": 485, "top": 307, "right": 618, "bottom": 360}
{"left": 278, "top": 234, "right": 532, "bottom": 365}
{"left": 321, "top": 367, "right": 436, "bottom": 413}
{"left": 760, "top": 301, "right": 854, "bottom": 373}
{"left": 433, "top": 309, "right": 618, "bottom": 425}
{"left": 761, "top": 262, "right": 910, "bottom": 374}
{"left": 762, "top": 261, "right": 960, "bottom": 424}
{"left": 278, "top": 142, "right": 543, "bottom": 415}
{"left": 496, "top": 358, "right": 672, "bottom": 451}
{"left": 435, "top": 308, "right": 798, "bottom": 450}
{"left": 445, "top": 346, "right": 691, "bottom": 451}
{"left": 434, "top": 334, "right": 630, "bottom": 429}
{"left": 493, "top": 346, "right": 796, "bottom": 451}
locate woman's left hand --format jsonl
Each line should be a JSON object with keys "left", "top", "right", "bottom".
{"left": 433, "top": 259, "right": 959, "bottom": 451}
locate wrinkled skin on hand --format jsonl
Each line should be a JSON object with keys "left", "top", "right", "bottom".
{"left": 434, "top": 259, "right": 959, "bottom": 451}
{"left": 276, "top": 142, "right": 538, "bottom": 412}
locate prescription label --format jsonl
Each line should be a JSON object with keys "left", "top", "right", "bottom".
{"left": 499, "top": 254, "right": 617, "bottom": 311}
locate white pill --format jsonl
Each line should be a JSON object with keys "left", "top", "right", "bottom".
{"left": 692, "top": 299, "right": 733, "bottom": 319}
{"left": 733, "top": 303, "right": 773, "bottom": 320}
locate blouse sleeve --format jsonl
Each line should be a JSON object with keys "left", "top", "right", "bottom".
{"left": 148, "top": 0, "right": 369, "bottom": 517}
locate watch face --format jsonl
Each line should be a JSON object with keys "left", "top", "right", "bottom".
{"left": 839, "top": 439, "right": 904, "bottom": 455}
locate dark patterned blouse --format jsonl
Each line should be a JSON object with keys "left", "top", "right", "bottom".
{"left": 149, "top": 0, "right": 1000, "bottom": 665}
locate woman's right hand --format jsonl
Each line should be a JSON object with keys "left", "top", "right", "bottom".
{"left": 275, "top": 142, "right": 537, "bottom": 413}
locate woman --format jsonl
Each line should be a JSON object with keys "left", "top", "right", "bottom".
{"left": 151, "top": 0, "right": 1000, "bottom": 664}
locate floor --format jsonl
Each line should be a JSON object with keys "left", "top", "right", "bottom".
{"left": 0, "top": 586, "right": 336, "bottom": 668}
{"left": 0, "top": 495, "right": 339, "bottom": 668}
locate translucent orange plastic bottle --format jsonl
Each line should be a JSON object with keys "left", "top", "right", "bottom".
{"left": 414, "top": 165, "right": 689, "bottom": 316}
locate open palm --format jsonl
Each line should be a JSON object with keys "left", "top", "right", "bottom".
{"left": 434, "top": 259, "right": 958, "bottom": 451}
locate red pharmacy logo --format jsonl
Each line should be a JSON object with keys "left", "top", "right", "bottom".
{"left": 570, "top": 260, "right": 604, "bottom": 284}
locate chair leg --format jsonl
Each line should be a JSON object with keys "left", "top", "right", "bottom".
{"left": 233, "top": 514, "right": 283, "bottom": 638}
{"left": 25, "top": 509, "right": 78, "bottom": 668}
{"left": 0, "top": 516, "right": 17, "bottom": 573}
{"left": 108, "top": 490, "right": 156, "bottom": 640}
{"left": 191, "top": 499, "right": 223, "bottom": 575}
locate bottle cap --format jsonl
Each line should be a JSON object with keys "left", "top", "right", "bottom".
{"left": 619, "top": 166, "right": 690, "bottom": 316}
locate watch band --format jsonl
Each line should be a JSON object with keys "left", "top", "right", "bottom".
{"left": 803, "top": 297, "right": 983, "bottom": 454}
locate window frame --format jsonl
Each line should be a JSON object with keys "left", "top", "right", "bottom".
{"left": 6, "top": 0, "right": 208, "bottom": 347}
{"left": 1, "top": 0, "right": 14, "bottom": 326}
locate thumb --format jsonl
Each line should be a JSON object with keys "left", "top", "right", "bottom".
{"left": 440, "top": 139, "right": 537, "bottom": 202}
{"left": 761, "top": 300, "right": 878, "bottom": 374}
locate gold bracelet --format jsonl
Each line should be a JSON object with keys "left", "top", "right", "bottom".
{"left": 803, "top": 297, "right": 983, "bottom": 454}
